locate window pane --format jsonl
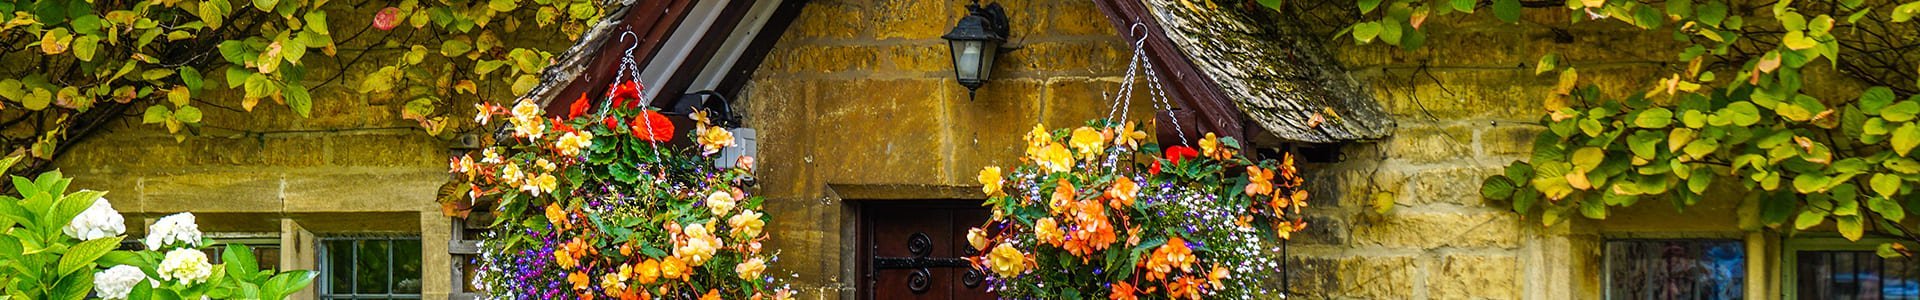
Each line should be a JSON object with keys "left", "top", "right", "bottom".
{"left": 394, "top": 239, "right": 423, "bottom": 294}
{"left": 1604, "top": 239, "right": 1745, "bottom": 300}
{"left": 356, "top": 239, "right": 392, "bottom": 294}
{"left": 1797, "top": 250, "right": 1920, "bottom": 299}
{"left": 326, "top": 240, "right": 355, "bottom": 295}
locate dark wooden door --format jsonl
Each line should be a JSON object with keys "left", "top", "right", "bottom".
{"left": 859, "top": 201, "right": 995, "bottom": 300}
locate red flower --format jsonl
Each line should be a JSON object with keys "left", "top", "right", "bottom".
{"left": 1149, "top": 160, "right": 1163, "bottom": 175}
{"left": 610, "top": 81, "right": 643, "bottom": 109}
{"left": 551, "top": 118, "right": 575, "bottom": 133}
{"left": 567, "top": 93, "right": 591, "bottom": 120}
{"left": 1165, "top": 146, "right": 1199, "bottom": 165}
{"left": 603, "top": 116, "right": 622, "bottom": 131}
{"left": 373, "top": 7, "right": 400, "bottom": 31}
{"left": 631, "top": 110, "right": 674, "bottom": 143}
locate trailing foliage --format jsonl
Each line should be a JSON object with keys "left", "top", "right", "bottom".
{"left": 0, "top": 0, "right": 604, "bottom": 178}
{"left": 1269, "top": 0, "right": 1920, "bottom": 251}
{"left": 967, "top": 121, "right": 1307, "bottom": 300}
{"left": 452, "top": 82, "right": 795, "bottom": 299}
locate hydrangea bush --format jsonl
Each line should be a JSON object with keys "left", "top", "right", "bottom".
{"left": 452, "top": 81, "right": 793, "bottom": 299}
{"left": 968, "top": 120, "right": 1308, "bottom": 300}
{"left": 0, "top": 155, "right": 315, "bottom": 299}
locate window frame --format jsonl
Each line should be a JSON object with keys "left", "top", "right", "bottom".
{"left": 1599, "top": 238, "right": 1750, "bottom": 300}
{"left": 1780, "top": 236, "right": 1910, "bottom": 300}
{"left": 316, "top": 236, "right": 424, "bottom": 300}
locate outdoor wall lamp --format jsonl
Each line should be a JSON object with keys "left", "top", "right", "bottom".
{"left": 942, "top": 1, "right": 1011, "bottom": 99}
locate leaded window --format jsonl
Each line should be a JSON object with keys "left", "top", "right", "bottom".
{"left": 1604, "top": 239, "right": 1746, "bottom": 299}
{"left": 318, "top": 236, "right": 423, "bottom": 300}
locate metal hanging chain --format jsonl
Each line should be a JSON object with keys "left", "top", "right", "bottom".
{"left": 1109, "top": 23, "right": 1188, "bottom": 147}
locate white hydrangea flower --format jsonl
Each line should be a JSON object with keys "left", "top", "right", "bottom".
{"left": 144, "top": 213, "right": 202, "bottom": 251}
{"left": 94, "top": 265, "right": 150, "bottom": 300}
{"left": 62, "top": 198, "right": 125, "bottom": 241}
{"left": 158, "top": 248, "right": 213, "bottom": 285}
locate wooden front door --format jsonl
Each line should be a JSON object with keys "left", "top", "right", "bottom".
{"left": 858, "top": 201, "right": 995, "bottom": 300}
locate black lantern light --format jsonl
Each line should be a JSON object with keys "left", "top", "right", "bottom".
{"left": 942, "top": 1, "right": 1010, "bottom": 99}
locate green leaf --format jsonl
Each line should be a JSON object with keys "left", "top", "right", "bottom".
{"left": 1493, "top": 0, "right": 1521, "bottom": 23}
{"left": 1635, "top": 108, "right": 1674, "bottom": 128}
{"left": 1887, "top": 101, "right": 1920, "bottom": 122}
{"left": 1579, "top": 198, "right": 1607, "bottom": 219}
{"left": 180, "top": 67, "right": 204, "bottom": 92}
{"left": 1571, "top": 147, "right": 1604, "bottom": 171}
{"left": 1878, "top": 243, "right": 1905, "bottom": 259}
{"left": 198, "top": 0, "right": 232, "bottom": 29}
{"left": 1838, "top": 215, "right": 1865, "bottom": 241}
{"left": 224, "top": 244, "right": 260, "bottom": 282}
{"left": 1863, "top": 86, "right": 1897, "bottom": 113}
{"left": 1482, "top": 176, "right": 1516, "bottom": 200}
{"left": 511, "top": 74, "right": 539, "bottom": 96}
{"left": 260, "top": 270, "right": 317, "bottom": 300}
{"left": 71, "top": 35, "right": 97, "bottom": 62}
{"left": 1795, "top": 208, "right": 1827, "bottom": 229}
{"left": 1535, "top": 54, "right": 1558, "bottom": 75}
{"left": 303, "top": 11, "right": 329, "bottom": 35}
{"left": 1451, "top": 0, "right": 1475, "bottom": 12}
{"left": 1722, "top": 101, "right": 1762, "bottom": 126}
{"left": 489, "top": 0, "right": 519, "bottom": 12}
{"left": 441, "top": 39, "right": 472, "bottom": 57}
{"left": 57, "top": 236, "right": 123, "bottom": 277}
{"left": 173, "top": 105, "right": 202, "bottom": 123}
{"left": 1352, "top": 22, "right": 1381, "bottom": 43}
{"left": 252, "top": 0, "right": 277, "bottom": 12}
{"left": 1697, "top": 0, "right": 1728, "bottom": 26}
{"left": 1895, "top": 122, "right": 1920, "bottom": 157}
{"left": 285, "top": 84, "right": 311, "bottom": 117}
{"left": 142, "top": 105, "right": 170, "bottom": 124}
{"left": 1359, "top": 0, "right": 1382, "bottom": 13}
{"left": 1762, "top": 193, "right": 1795, "bottom": 225}
{"left": 1870, "top": 196, "right": 1906, "bottom": 222}
{"left": 1873, "top": 173, "right": 1902, "bottom": 198}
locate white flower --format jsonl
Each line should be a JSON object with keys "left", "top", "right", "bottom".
{"left": 94, "top": 265, "right": 150, "bottom": 300}
{"left": 157, "top": 249, "right": 213, "bottom": 285}
{"left": 63, "top": 198, "right": 125, "bottom": 241}
{"left": 706, "top": 191, "right": 736, "bottom": 216}
{"left": 144, "top": 213, "right": 202, "bottom": 251}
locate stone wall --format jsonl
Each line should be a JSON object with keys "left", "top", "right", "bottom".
{"left": 738, "top": 0, "right": 1156, "bottom": 298}
{"left": 48, "top": 5, "right": 482, "bottom": 299}
{"left": 743, "top": 2, "right": 1855, "bottom": 300}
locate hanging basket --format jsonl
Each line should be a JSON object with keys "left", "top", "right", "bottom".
{"left": 963, "top": 23, "right": 1309, "bottom": 300}
{"left": 451, "top": 77, "right": 794, "bottom": 298}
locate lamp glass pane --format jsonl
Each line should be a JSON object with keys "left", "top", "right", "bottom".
{"left": 952, "top": 40, "right": 983, "bottom": 81}
{"left": 977, "top": 41, "right": 999, "bottom": 81}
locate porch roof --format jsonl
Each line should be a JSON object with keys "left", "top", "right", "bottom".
{"left": 1093, "top": 0, "right": 1396, "bottom": 144}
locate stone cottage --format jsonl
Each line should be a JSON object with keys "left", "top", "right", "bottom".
{"left": 52, "top": 0, "right": 1896, "bottom": 299}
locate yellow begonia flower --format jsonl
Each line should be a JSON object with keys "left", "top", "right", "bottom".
{"left": 706, "top": 191, "right": 736, "bottom": 216}
{"left": 1069, "top": 126, "right": 1106, "bottom": 159}
{"left": 1113, "top": 122, "right": 1148, "bottom": 150}
{"left": 660, "top": 256, "right": 688, "bottom": 281}
{"left": 1198, "top": 132, "right": 1221, "bottom": 158}
{"left": 1034, "top": 217, "right": 1064, "bottom": 246}
{"left": 636, "top": 259, "right": 661, "bottom": 284}
{"left": 698, "top": 125, "right": 736, "bottom": 155}
{"left": 544, "top": 203, "right": 566, "bottom": 226}
{"left": 978, "top": 167, "right": 1004, "bottom": 196}
{"left": 735, "top": 257, "right": 766, "bottom": 280}
{"left": 987, "top": 243, "right": 1028, "bottom": 278}
{"left": 1035, "top": 143, "right": 1073, "bottom": 173}
{"left": 511, "top": 100, "right": 541, "bottom": 121}
{"left": 1024, "top": 124, "right": 1053, "bottom": 160}
{"left": 966, "top": 227, "right": 989, "bottom": 251}
{"left": 555, "top": 131, "right": 594, "bottom": 157}
{"left": 524, "top": 173, "right": 557, "bottom": 197}
{"left": 729, "top": 210, "right": 765, "bottom": 239}
{"left": 500, "top": 163, "right": 525, "bottom": 185}
{"left": 676, "top": 223, "right": 722, "bottom": 265}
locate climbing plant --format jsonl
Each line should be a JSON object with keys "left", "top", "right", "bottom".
{"left": 1265, "top": 0, "right": 1920, "bottom": 253}
{"left": 0, "top": 0, "right": 604, "bottom": 178}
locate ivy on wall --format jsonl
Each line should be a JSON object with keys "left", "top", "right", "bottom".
{"left": 1257, "top": 0, "right": 1920, "bottom": 253}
